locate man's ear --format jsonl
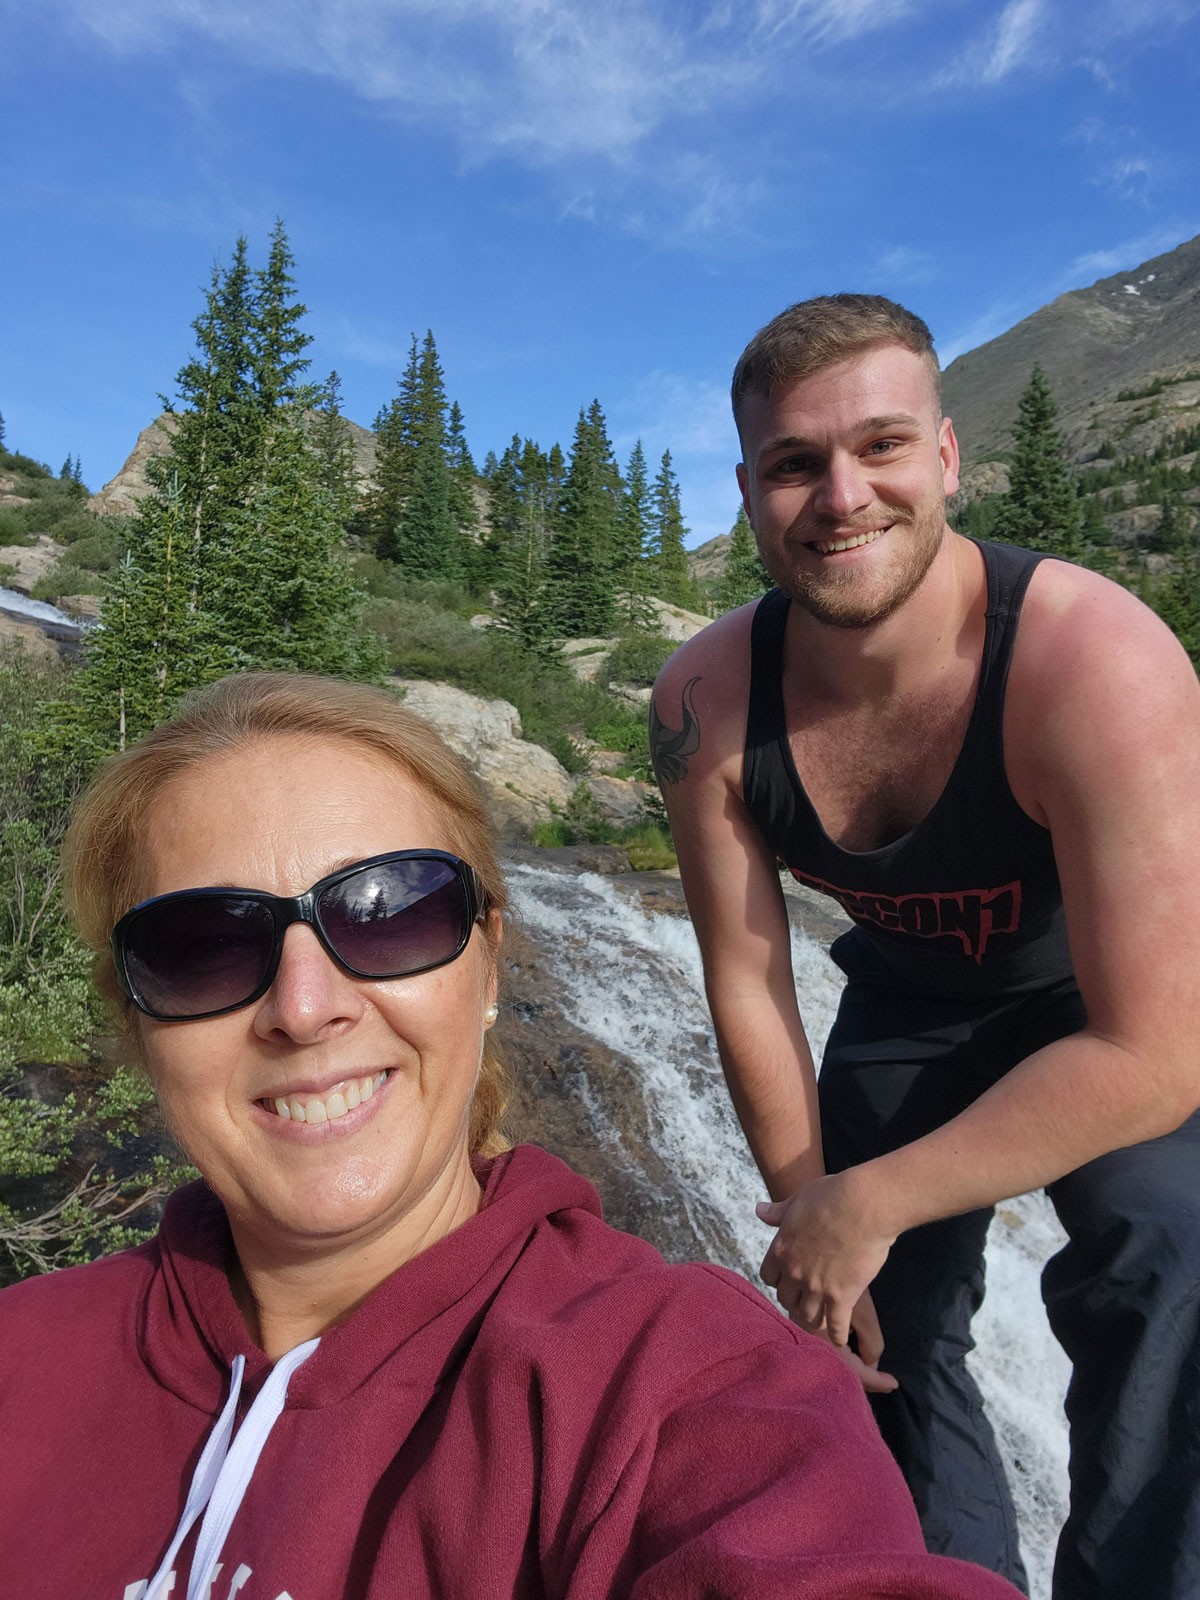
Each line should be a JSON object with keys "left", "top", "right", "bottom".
{"left": 736, "top": 462, "right": 753, "bottom": 525}
{"left": 939, "top": 417, "right": 960, "bottom": 499}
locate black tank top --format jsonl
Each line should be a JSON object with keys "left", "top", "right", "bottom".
{"left": 743, "top": 540, "right": 1074, "bottom": 998}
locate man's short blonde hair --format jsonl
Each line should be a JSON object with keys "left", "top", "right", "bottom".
{"left": 731, "top": 293, "right": 941, "bottom": 441}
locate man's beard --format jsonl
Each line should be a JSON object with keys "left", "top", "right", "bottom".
{"left": 773, "top": 499, "right": 945, "bottom": 630}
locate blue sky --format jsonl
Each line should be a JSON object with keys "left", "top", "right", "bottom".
{"left": 2, "top": 0, "right": 1198, "bottom": 545}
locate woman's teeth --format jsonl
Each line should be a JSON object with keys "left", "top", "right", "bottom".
{"left": 814, "top": 528, "right": 884, "bottom": 554}
{"left": 270, "top": 1072, "right": 388, "bottom": 1124}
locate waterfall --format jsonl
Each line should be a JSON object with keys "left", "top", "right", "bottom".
{"left": 509, "top": 862, "right": 1071, "bottom": 1599}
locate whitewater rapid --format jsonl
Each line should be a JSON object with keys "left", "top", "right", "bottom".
{"left": 509, "top": 862, "right": 1071, "bottom": 1600}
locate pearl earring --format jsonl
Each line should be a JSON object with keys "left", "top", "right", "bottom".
{"left": 484, "top": 1004, "right": 499, "bottom": 1026}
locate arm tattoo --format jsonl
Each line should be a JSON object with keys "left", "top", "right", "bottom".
{"left": 649, "top": 676, "right": 702, "bottom": 785}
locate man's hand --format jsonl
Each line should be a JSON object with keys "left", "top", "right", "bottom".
{"left": 756, "top": 1172, "right": 899, "bottom": 1391}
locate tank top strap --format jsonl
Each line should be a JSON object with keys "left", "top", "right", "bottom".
{"left": 743, "top": 587, "right": 791, "bottom": 815}
{"left": 973, "top": 539, "right": 1047, "bottom": 725}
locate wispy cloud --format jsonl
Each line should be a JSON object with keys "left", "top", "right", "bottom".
{"left": 1065, "top": 221, "right": 1200, "bottom": 283}
{"left": 616, "top": 371, "right": 736, "bottom": 461}
{"left": 875, "top": 245, "right": 938, "bottom": 285}
{"left": 937, "top": 0, "right": 1046, "bottom": 87}
{"left": 750, "top": 0, "right": 914, "bottom": 47}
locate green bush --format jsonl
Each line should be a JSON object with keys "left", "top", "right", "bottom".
{"left": 605, "top": 630, "right": 675, "bottom": 687}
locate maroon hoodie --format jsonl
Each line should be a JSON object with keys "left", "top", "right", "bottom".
{"left": 0, "top": 1145, "right": 1020, "bottom": 1599}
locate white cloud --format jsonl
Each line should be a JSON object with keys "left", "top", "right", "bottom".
{"left": 875, "top": 245, "right": 938, "bottom": 285}
{"left": 937, "top": 0, "right": 1046, "bottom": 87}
{"left": 750, "top": 0, "right": 914, "bottom": 47}
{"left": 1065, "top": 222, "right": 1200, "bottom": 282}
{"left": 48, "top": 0, "right": 937, "bottom": 176}
{"left": 616, "top": 371, "right": 736, "bottom": 461}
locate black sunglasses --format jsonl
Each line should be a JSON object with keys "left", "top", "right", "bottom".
{"left": 112, "top": 849, "right": 489, "bottom": 1022}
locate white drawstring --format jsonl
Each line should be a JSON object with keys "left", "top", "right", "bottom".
{"left": 144, "top": 1338, "right": 320, "bottom": 1600}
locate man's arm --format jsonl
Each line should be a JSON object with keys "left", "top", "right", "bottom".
{"left": 651, "top": 618, "right": 824, "bottom": 1200}
{"left": 760, "top": 567, "right": 1200, "bottom": 1344}
{"left": 651, "top": 621, "right": 898, "bottom": 1389}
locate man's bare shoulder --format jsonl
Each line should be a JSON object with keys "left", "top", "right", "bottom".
{"left": 1018, "top": 557, "right": 1193, "bottom": 692}
{"left": 651, "top": 601, "right": 760, "bottom": 790}
{"left": 1009, "top": 557, "right": 1200, "bottom": 810}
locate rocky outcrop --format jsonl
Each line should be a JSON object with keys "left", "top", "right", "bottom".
{"left": 0, "top": 535, "right": 65, "bottom": 590}
{"left": 88, "top": 414, "right": 177, "bottom": 517}
{"left": 90, "top": 410, "right": 379, "bottom": 519}
{"left": 391, "top": 678, "right": 655, "bottom": 840}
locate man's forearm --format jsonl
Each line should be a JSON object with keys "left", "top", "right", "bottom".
{"left": 852, "top": 1027, "right": 1198, "bottom": 1239}
{"left": 708, "top": 992, "right": 825, "bottom": 1199}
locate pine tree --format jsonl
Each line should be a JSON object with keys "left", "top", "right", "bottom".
{"left": 649, "top": 449, "right": 701, "bottom": 609}
{"left": 993, "top": 365, "right": 1083, "bottom": 559}
{"left": 1156, "top": 523, "right": 1200, "bottom": 667}
{"left": 445, "top": 399, "right": 481, "bottom": 582}
{"left": 717, "top": 507, "right": 773, "bottom": 610}
{"left": 66, "top": 227, "right": 376, "bottom": 753}
{"left": 310, "top": 371, "right": 358, "bottom": 524}
{"left": 547, "top": 401, "right": 620, "bottom": 636}
{"left": 611, "top": 440, "right": 654, "bottom": 630}
{"left": 386, "top": 429, "right": 460, "bottom": 578}
{"left": 367, "top": 335, "right": 421, "bottom": 548}
{"left": 1148, "top": 493, "right": 1190, "bottom": 555}
{"left": 207, "top": 417, "right": 380, "bottom": 678}
{"left": 414, "top": 330, "right": 447, "bottom": 449}
{"left": 250, "top": 220, "right": 311, "bottom": 414}
{"left": 492, "top": 442, "right": 558, "bottom": 659}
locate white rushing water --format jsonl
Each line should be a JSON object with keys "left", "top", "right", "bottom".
{"left": 0, "top": 585, "right": 85, "bottom": 631}
{"left": 509, "top": 863, "right": 1071, "bottom": 1599}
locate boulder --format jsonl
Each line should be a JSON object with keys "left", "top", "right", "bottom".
{"left": 584, "top": 774, "right": 656, "bottom": 829}
{"left": 391, "top": 678, "right": 574, "bottom": 840}
{"left": 0, "top": 535, "right": 66, "bottom": 591}
{"left": 390, "top": 678, "right": 657, "bottom": 840}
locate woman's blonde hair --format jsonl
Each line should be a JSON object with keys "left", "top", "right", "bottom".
{"left": 63, "top": 672, "right": 512, "bottom": 1156}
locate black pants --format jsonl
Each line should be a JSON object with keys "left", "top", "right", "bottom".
{"left": 819, "top": 934, "right": 1200, "bottom": 1600}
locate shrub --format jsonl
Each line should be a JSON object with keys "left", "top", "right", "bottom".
{"left": 605, "top": 630, "right": 675, "bottom": 687}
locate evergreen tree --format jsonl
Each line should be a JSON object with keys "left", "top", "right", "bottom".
{"left": 993, "top": 365, "right": 1083, "bottom": 559}
{"left": 207, "top": 417, "right": 380, "bottom": 678}
{"left": 67, "top": 227, "right": 375, "bottom": 752}
{"left": 717, "top": 507, "right": 773, "bottom": 610}
{"left": 366, "top": 335, "right": 421, "bottom": 548}
{"left": 310, "top": 371, "right": 358, "bottom": 524}
{"left": 385, "top": 429, "right": 460, "bottom": 578}
{"left": 250, "top": 220, "right": 312, "bottom": 414}
{"left": 1156, "top": 523, "right": 1200, "bottom": 667}
{"left": 649, "top": 449, "right": 701, "bottom": 609}
{"left": 611, "top": 441, "right": 654, "bottom": 629}
{"left": 1147, "top": 493, "right": 1191, "bottom": 555}
{"left": 414, "top": 330, "right": 448, "bottom": 449}
{"left": 445, "top": 398, "right": 481, "bottom": 581}
{"left": 492, "top": 442, "right": 558, "bottom": 659}
{"left": 547, "top": 401, "right": 621, "bottom": 636}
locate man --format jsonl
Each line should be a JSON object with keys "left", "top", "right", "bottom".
{"left": 650, "top": 294, "right": 1200, "bottom": 1599}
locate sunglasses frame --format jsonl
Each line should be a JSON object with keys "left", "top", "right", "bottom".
{"left": 111, "top": 849, "right": 489, "bottom": 1023}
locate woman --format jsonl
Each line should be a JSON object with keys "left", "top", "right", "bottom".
{"left": 0, "top": 673, "right": 1019, "bottom": 1600}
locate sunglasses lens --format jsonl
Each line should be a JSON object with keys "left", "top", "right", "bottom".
{"left": 123, "top": 896, "right": 277, "bottom": 1019}
{"left": 318, "top": 857, "right": 471, "bottom": 977}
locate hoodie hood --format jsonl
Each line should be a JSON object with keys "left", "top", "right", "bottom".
{"left": 140, "top": 1144, "right": 602, "bottom": 1411}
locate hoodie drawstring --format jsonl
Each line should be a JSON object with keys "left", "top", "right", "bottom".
{"left": 145, "top": 1337, "right": 320, "bottom": 1600}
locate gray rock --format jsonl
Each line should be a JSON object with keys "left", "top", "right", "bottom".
{"left": 391, "top": 677, "right": 575, "bottom": 840}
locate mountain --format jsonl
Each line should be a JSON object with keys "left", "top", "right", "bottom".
{"left": 942, "top": 233, "right": 1200, "bottom": 466}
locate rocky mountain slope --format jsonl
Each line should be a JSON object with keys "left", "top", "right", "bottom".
{"left": 943, "top": 232, "right": 1200, "bottom": 466}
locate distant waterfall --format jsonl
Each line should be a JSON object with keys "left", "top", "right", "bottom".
{"left": 509, "top": 862, "right": 1070, "bottom": 1599}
